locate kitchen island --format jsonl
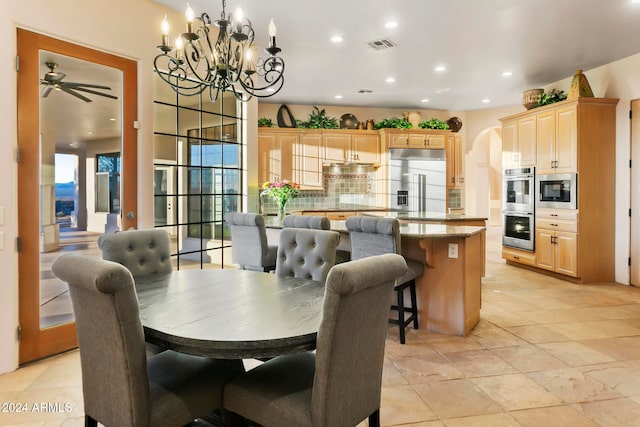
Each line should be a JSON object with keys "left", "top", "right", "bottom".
{"left": 265, "top": 214, "right": 485, "bottom": 336}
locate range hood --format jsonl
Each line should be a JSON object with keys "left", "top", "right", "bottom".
{"left": 322, "top": 162, "right": 380, "bottom": 171}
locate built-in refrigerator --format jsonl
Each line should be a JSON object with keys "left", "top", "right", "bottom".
{"left": 388, "top": 148, "right": 447, "bottom": 213}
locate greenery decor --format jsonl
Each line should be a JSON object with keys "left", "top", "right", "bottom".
{"left": 296, "top": 106, "right": 339, "bottom": 129}
{"left": 261, "top": 180, "right": 300, "bottom": 219}
{"left": 258, "top": 117, "right": 274, "bottom": 127}
{"left": 373, "top": 117, "right": 413, "bottom": 130}
{"left": 418, "top": 118, "right": 449, "bottom": 130}
{"left": 537, "top": 89, "right": 567, "bottom": 106}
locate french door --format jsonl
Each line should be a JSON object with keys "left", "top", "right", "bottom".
{"left": 17, "top": 29, "right": 138, "bottom": 363}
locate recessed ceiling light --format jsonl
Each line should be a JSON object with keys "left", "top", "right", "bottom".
{"left": 330, "top": 35, "right": 343, "bottom": 43}
{"left": 266, "top": 87, "right": 275, "bottom": 92}
{"left": 385, "top": 21, "right": 398, "bottom": 29}
{"left": 385, "top": 77, "right": 396, "bottom": 83}
{"left": 434, "top": 65, "right": 446, "bottom": 73}
{"left": 109, "top": 117, "right": 116, "bottom": 121}
{"left": 334, "top": 94, "right": 343, "bottom": 99}
{"left": 88, "top": 131, "right": 93, "bottom": 135}
{"left": 482, "top": 98, "right": 491, "bottom": 103}
{"left": 501, "top": 71, "right": 513, "bottom": 77}
{"left": 420, "top": 99, "right": 430, "bottom": 103}
{"left": 435, "top": 88, "right": 450, "bottom": 94}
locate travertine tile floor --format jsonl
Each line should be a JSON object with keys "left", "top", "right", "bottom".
{"left": 3, "top": 225, "right": 640, "bottom": 426}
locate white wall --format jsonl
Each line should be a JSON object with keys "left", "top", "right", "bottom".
{"left": 0, "top": 0, "right": 182, "bottom": 374}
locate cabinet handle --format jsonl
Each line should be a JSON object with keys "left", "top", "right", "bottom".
{"left": 513, "top": 256, "right": 520, "bottom": 260}
{"left": 451, "top": 177, "right": 455, "bottom": 183}
{"left": 460, "top": 177, "right": 464, "bottom": 183}
{"left": 550, "top": 223, "right": 558, "bottom": 227}
{"left": 550, "top": 214, "right": 558, "bottom": 217}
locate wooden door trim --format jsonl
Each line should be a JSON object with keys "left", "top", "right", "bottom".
{"left": 17, "top": 29, "right": 138, "bottom": 363}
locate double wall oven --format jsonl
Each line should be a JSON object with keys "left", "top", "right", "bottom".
{"left": 502, "top": 167, "right": 535, "bottom": 251}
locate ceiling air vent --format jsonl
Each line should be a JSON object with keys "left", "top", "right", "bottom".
{"left": 366, "top": 38, "right": 396, "bottom": 50}
{"left": 357, "top": 89, "right": 373, "bottom": 94}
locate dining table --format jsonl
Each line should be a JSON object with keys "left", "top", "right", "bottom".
{"left": 135, "top": 269, "right": 325, "bottom": 360}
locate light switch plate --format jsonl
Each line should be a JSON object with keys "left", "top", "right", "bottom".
{"left": 448, "top": 243, "right": 458, "bottom": 258}
{"left": 0, "top": 206, "right": 4, "bottom": 225}
{"left": 0, "top": 231, "right": 4, "bottom": 250}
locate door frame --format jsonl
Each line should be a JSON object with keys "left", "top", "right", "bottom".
{"left": 17, "top": 29, "right": 138, "bottom": 363}
{"left": 631, "top": 99, "right": 640, "bottom": 286}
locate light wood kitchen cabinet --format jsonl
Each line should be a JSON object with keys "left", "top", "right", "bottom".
{"left": 384, "top": 129, "right": 449, "bottom": 149}
{"left": 500, "top": 97, "right": 618, "bottom": 283}
{"left": 537, "top": 106, "right": 577, "bottom": 174}
{"left": 446, "top": 135, "right": 464, "bottom": 188}
{"left": 296, "top": 133, "right": 323, "bottom": 188}
{"left": 323, "top": 130, "right": 381, "bottom": 164}
{"left": 501, "top": 116, "right": 536, "bottom": 168}
{"left": 258, "top": 131, "right": 295, "bottom": 185}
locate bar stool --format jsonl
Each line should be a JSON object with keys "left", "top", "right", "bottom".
{"left": 345, "top": 216, "right": 422, "bottom": 344}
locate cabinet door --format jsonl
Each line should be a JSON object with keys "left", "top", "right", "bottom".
{"left": 408, "top": 133, "right": 427, "bottom": 147}
{"left": 427, "top": 134, "right": 445, "bottom": 149}
{"left": 502, "top": 120, "right": 517, "bottom": 168}
{"left": 454, "top": 136, "right": 464, "bottom": 186}
{"left": 258, "top": 133, "right": 277, "bottom": 185}
{"left": 555, "top": 231, "right": 578, "bottom": 277}
{"left": 277, "top": 133, "right": 296, "bottom": 182}
{"left": 297, "top": 133, "right": 323, "bottom": 188}
{"left": 389, "top": 133, "right": 409, "bottom": 148}
{"left": 518, "top": 116, "right": 536, "bottom": 166}
{"left": 535, "top": 228, "right": 555, "bottom": 271}
{"left": 446, "top": 136, "right": 455, "bottom": 188}
{"left": 323, "top": 133, "right": 350, "bottom": 162}
{"left": 536, "top": 110, "right": 556, "bottom": 174}
{"left": 555, "top": 106, "right": 578, "bottom": 173}
{"left": 352, "top": 133, "right": 381, "bottom": 163}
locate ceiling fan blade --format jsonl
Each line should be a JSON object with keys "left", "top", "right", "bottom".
{"left": 68, "top": 86, "right": 119, "bottom": 100}
{"left": 61, "top": 82, "right": 113, "bottom": 90}
{"left": 41, "top": 86, "right": 54, "bottom": 98}
{"left": 60, "top": 86, "right": 93, "bottom": 102}
{"left": 44, "top": 72, "right": 66, "bottom": 84}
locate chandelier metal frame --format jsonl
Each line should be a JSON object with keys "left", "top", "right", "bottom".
{"left": 154, "top": 0, "right": 285, "bottom": 102}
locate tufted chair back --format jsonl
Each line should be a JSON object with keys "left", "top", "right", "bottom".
{"left": 97, "top": 229, "right": 172, "bottom": 277}
{"left": 282, "top": 215, "right": 330, "bottom": 230}
{"left": 226, "top": 212, "right": 277, "bottom": 272}
{"left": 275, "top": 228, "right": 340, "bottom": 283}
{"left": 345, "top": 216, "right": 401, "bottom": 259}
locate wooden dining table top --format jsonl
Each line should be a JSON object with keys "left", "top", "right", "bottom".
{"left": 135, "top": 269, "right": 325, "bottom": 359}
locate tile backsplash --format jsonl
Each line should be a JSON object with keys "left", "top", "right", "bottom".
{"left": 261, "top": 165, "right": 380, "bottom": 213}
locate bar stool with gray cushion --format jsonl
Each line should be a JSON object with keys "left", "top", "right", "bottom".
{"left": 226, "top": 212, "right": 277, "bottom": 272}
{"left": 97, "top": 228, "right": 172, "bottom": 277}
{"left": 223, "top": 253, "right": 408, "bottom": 427}
{"left": 275, "top": 228, "right": 340, "bottom": 283}
{"left": 52, "top": 254, "right": 243, "bottom": 427}
{"left": 282, "top": 215, "right": 350, "bottom": 263}
{"left": 345, "top": 216, "right": 423, "bottom": 344}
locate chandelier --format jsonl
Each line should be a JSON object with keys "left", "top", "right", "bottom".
{"left": 154, "top": 0, "right": 285, "bottom": 102}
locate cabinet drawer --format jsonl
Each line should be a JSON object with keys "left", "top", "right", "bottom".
{"left": 536, "top": 208, "right": 578, "bottom": 221}
{"left": 325, "top": 211, "right": 356, "bottom": 220}
{"left": 536, "top": 218, "right": 578, "bottom": 232}
{"left": 502, "top": 247, "right": 536, "bottom": 266}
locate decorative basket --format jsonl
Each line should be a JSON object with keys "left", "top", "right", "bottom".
{"left": 522, "top": 89, "right": 544, "bottom": 110}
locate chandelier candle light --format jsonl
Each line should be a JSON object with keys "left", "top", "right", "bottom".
{"left": 261, "top": 180, "right": 300, "bottom": 221}
{"left": 155, "top": 0, "right": 285, "bottom": 102}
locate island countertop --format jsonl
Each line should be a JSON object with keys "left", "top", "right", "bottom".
{"left": 360, "top": 211, "right": 488, "bottom": 222}
{"left": 264, "top": 216, "right": 485, "bottom": 239}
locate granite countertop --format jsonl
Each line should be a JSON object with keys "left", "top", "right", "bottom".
{"left": 293, "top": 207, "right": 389, "bottom": 212}
{"left": 360, "top": 211, "right": 488, "bottom": 222}
{"left": 264, "top": 216, "right": 485, "bottom": 238}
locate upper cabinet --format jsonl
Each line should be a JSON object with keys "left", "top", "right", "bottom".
{"left": 258, "top": 131, "right": 295, "bottom": 184}
{"left": 536, "top": 106, "right": 577, "bottom": 174}
{"left": 297, "top": 132, "right": 323, "bottom": 188}
{"left": 446, "top": 135, "right": 464, "bottom": 188}
{"left": 323, "top": 130, "right": 381, "bottom": 164}
{"left": 501, "top": 116, "right": 536, "bottom": 168}
{"left": 383, "top": 129, "right": 448, "bottom": 149}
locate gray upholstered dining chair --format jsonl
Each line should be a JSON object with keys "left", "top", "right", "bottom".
{"left": 51, "top": 254, "right": 243, "bottom": 427}
{"left": 283, "top": 215, "right": 350, "bottom": 263}
{"left": 226, "top": 212, "right": 277, "bottom": 272}
{"left": 97, "top": 228, "right": 172, "bottom": 277}
{"left": 275, "top": 227, "right": 340, "bottom": 283}
{"left": 345, "top": 216, "right": 424, "bottom": 344}
{"left": 223, "top": 253, "right": 408, "bottom": 427}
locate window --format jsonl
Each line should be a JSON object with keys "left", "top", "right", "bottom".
{"left": 153, "top": 72, "right": 244, "bottom": 269}
{"left": 95, "top": 152, "right": 120, "bottom": 213}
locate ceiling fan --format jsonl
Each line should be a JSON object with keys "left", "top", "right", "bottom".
{"left": 40, "top": 62, "right": 118, "bottom": 102}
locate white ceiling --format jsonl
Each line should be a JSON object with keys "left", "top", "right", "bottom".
{"left": 154, "top": 0, "right": 640, "bottom": 110}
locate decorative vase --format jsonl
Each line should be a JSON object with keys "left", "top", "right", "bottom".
{"left": 277, "top": 203, "right": 287, "bottom": 222}
{"left": 568, "top": 69, "right": 594, "bottom": 100}
{"left": 522, "top": 88, "right": 544, "bottom": 110}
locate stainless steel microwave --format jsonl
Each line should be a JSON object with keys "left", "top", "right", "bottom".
{"left": 536, "top": 173, "right": 577, "bottom": 209}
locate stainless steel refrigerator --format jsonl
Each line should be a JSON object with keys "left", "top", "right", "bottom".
{"left": 388, "top": 148, "right": 447, "bottom": 212}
